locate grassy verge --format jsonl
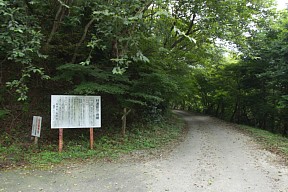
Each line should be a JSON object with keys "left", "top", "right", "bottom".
{"left": 0, "top": 114, "right": 185, "bottom": 170}
{"left": 240, "top": 125, "right": 288, "bottom": 160}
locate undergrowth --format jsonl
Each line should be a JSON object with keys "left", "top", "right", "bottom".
{"left": 240, "top": 125, "right": 288, "bottom": 159}
{"left": 0, "top": 114, "right": 184, "bottom": 170}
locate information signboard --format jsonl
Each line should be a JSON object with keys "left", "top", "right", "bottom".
{"left": 51, "top": 95, "right": 101, "bottom": 128}
{"left": 31, "top": 116, "right": 42, "bottom": 137}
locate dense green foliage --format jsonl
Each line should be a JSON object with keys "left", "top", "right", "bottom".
{"left": 0, "top": 0, "right": 287, "bottom": 152}
{"left": 187, "top": 10, "right": 288, "bottom": 135}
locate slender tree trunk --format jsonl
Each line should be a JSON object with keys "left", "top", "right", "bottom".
{"left": 220, "top": 102, "right": 225, "bottom": 119}
{"left": 46, "top": 2, "right": 64, "bottom": 45}
{"left": 230, "top": 99, "right": 238, "bottom": 122}
{"left": 71, "top": 18, "right": 96, "bottom": 63}
{"left": 215, "top": 101, "right": 221, "bottom": 117}
{"left": 283, "top": 122, "right": 288, "bottom": 136}
{"left": 45, "top": 0, "right": 73, "bottom": 47}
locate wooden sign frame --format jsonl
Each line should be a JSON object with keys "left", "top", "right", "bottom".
{"left": 51, "top": 95, "right": 101, "bottom": 152}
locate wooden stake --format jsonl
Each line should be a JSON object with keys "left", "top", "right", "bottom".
{"left": 34, "top": 137, "right": 38, "bottom": 145}
{"left": 59, "top": 128, "right": 63, "bottom": 152}
{"left": 90, "top": 128, "right": 94, "bottom": 149}
{"left": 122, "top": 108, "right": 127, "bottom": 137}
{"left": 121, "top": 108, "right": 131, "bottom": 137}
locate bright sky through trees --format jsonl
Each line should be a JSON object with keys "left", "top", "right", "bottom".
{"left": 277, "top": 0, "right": 288, "bottom": 9}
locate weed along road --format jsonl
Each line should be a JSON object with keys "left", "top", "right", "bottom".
{"left": 1, "top": 111, "right": 288, "bottom": 192}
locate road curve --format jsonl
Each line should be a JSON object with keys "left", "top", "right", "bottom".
{"left": 1, "top": 110, "right": 287, "bottom": 192}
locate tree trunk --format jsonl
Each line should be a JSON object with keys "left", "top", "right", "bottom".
{"left": 230, "top": 100, "right": 238, "bottom": 122}
{"left": 71, "top": 18, "right": 96, "bottom": 63}
{"left": 121, "top": 108, "right": 131, "bottom": 137}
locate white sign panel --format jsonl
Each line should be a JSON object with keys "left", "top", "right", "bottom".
{"left": 32, "top": 116, "right": 42, "bottom": 137}
{"left": 51, "top": 95, "right": 101, "bottom": 128}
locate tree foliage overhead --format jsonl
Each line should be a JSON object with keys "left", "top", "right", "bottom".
{"left": 185, "top": 7, "right": 288, "bottom": 135}
{"left": 0, "top": 0, "right": 286, "bottom": 136}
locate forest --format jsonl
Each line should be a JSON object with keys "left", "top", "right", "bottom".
{"left": 0, "top": 0, "right": 287, "bottom": 146}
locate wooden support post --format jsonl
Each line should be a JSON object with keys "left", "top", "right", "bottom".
{"left": 34, "top": 137, "right": 38, "bottom": 145}
{"left": 121, "top": 108, "right": 131, "bottom": 137}
{"left": 122, "top": 108, "right": 127, "bottom": 137}
{"left": 59, "top": 128, "right": 63, "bottom": 152}
{"left": 90, "top": 128, "right": 94, "bottom": 150}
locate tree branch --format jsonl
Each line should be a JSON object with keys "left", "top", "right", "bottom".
{"left": 45, "top": 4, "right": 63, "bottom": 46}
{"left": 45, "top": 0, "right": 71, "bottom": 46}
{"left": 71, "top": 18, "right": 96, "bottom": 63}
{"left": 171, "top": 13, "right": 196, "bottom": 49}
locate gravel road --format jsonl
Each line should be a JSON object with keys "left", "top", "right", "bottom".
{"left": 1, "top": 110, "right": 287, "bottom": 192}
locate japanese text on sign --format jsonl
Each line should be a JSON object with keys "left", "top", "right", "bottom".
{"left": 32, "top": 116, "right": 42, "bottom": 137}
{"left": 51, "top": 95, "right": 101, "bottom": 128}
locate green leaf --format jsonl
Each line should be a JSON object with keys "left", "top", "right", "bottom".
{"left": 57, "top": 0, "right": 70, "bottom": 8}
{"left": 112, "top": 66, "right": 126, "bottom": 75}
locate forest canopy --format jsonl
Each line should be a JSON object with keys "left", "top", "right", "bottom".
{"left": 0, "top": 0, "right": 287, "bottom": 136}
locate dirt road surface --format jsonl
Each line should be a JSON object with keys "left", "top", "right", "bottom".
{"left": 1, "top": 111, "right": 287, "bottom": 192}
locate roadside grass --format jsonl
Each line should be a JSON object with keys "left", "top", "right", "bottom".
{"left": 0, "top": 114, "right": 185, "bottom": 170}
{"left": 240, "top": 125, "right": 288, "bottom": 159}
